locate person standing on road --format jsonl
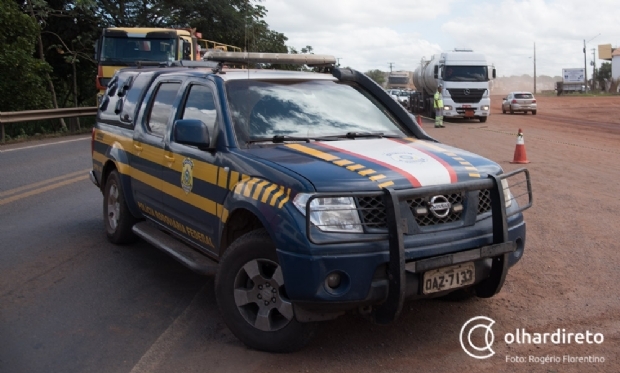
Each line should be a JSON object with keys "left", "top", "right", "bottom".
{"left": 434, "top": 84, "right": 445, "bottom": 128}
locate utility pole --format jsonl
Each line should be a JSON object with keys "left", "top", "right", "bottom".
{"left": 584, "top": 33, "right": 601, "bottom": 92}
{"left": 534, "top": 42, "right": 537, "bottom": 94}
{"left": 591, "top": 48, "right": 596, "bottom": 89}
{"left": 388, "top": 62, "right": 395, "bottom": 72}
{"left": 583, "top": 39, "right": 587, "bottom": 92}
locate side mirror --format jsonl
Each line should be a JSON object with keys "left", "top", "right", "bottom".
{"left": 492, "top": 68, "right": 496, "bottom": 79}
{"left": 174, "top": 119, "right": 211, "bottom": 149}
{"left": 433, "top": 65, "right": 439, "bottom": 79}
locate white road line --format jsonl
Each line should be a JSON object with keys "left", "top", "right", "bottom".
{"left": 0, "top": 136, "right": 90, "bottom": 153}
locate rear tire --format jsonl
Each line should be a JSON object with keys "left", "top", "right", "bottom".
{"left": 103, "top": 170, "right": 138, "bottom": 244}
{"left": 532, "top": 110, "right": 537, "bottom": 115}
{"left": 502, "top": 108, "right": 506, "bottom": 114}
{"left": 215, "top": 229, "right": 317, "bottom": 353}
{"left": 509, "top": 107, "right": 514, "bottom": 114}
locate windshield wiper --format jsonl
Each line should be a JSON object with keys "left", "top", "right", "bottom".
{"left": 333, "top": 132, "right": 400, "bottom": 139}
{"left": 246, "top": 132, "right": 401, "bottom": 144}
{"left": 246, "top": 135, "right": 336, "bottom": 144}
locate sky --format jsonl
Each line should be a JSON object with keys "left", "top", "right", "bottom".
{"left": 260, "top": 0, "right": 620, "bottom": 78}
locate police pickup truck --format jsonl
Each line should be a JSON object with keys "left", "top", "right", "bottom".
{"left": 90, "top": 52, "right": 532, "bottom": 352}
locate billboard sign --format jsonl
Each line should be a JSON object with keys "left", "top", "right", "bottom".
{"left": 562, "top": 68, "right": 585, "bottom": 83}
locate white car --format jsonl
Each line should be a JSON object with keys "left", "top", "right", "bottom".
{"left": 502, "top": 92, "right": 537, "bottom": 115}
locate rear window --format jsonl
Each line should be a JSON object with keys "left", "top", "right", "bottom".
{"left": 515, "top": 93, "right": 533, "bottom": 99}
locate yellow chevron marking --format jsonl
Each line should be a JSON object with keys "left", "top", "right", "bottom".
{"left": 369, "top": 174, "right": 386, "bottom": 181}
{"left": 277, "top": 188, "right": 291, "bottom": 208}
{"left": 469, "top": 173, "right": 481, "bottom": 178}
{"left": 242, "top": 178, "right": 260, "bottom": 197}
{"left": 445, "top": 152, "right": 458, "bottom": 157}
{"left": 221, "top": 208, "right": 229, "bottom": 223}
{"left": 334, "top": 159, "right": 354, "bottom": 166}
{"left": 378, "top": 181, "right": 394, "bottom": 188}
{"left": 261, "top": 184, "right": 278, "bottom": 203}
{"left": 346, "top": 164, "right": 364, "bottom": 171}
{"left": 358, "top": 169, "right": 376, "bottom": 176}
{"left": 252, "top": 180, "right": 271, "bottom": 200}
{"left": 453, "top": 157, "right": 465, "bottom": 161}
{"left": 270, "top": 186, "right": 286, "bottom": 206}
{"left": 218, "top": 168, "right": 228, "bottom": 188}
{"left": 459, "top": 161, "right": 472, "bottom": 166}
{"left": 464, "top": 166, "right": 478, "bottom": 171}
{"left": 286, "top": 143, "right": 339, "bottom": 161}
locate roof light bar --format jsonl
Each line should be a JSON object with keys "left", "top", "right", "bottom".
{"left": 203, "top": 51, "right": 337, "bottom": 67}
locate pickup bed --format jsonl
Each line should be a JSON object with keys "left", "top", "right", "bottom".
{"left": 90, "top": 52, "right": 532, "bottom": 352}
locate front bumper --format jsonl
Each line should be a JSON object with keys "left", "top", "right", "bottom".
{"left": 279, "top": 169, "right": 532, "bottom": 323}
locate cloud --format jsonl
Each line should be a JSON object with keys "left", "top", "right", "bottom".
{"left": 262, "top": 0, "right": 620, "bottom": 76}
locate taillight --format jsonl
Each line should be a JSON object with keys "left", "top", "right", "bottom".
{"left": 96, "top": 65, "right": 106, "bottom": 91}
{"left": 532, "top": 99, "right": 537, "bottom": 103}
{"left": 511, "top": 99, "right": 517, "bottom": 104}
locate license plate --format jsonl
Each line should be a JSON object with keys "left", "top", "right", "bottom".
{"left": 465, "top": 109, "right": 474, "bottom": 117}
{"left": 422, "top": 262, "right": 475, "bottom": 294}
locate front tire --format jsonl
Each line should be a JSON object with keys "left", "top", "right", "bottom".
{"left": 103, "top": 170, "right": 137, "bottom": 244}
{"left": 479, "top": 116, "right": 488, "bottom": 123}
{"left": 215, "top": 229, "right": 317, "bottom": 353}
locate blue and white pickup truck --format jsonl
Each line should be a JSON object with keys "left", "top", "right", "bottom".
{"left": 90, "top": 52, "right": 532, "bottom": 352}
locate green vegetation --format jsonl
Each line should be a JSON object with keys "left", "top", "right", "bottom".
{"left": 0, "top": 0, "right": 298, "bottom": 142}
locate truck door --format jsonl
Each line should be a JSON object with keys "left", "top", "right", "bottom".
{"left": 132, "top": 79, "right": 183, "bottom": 215}
{"left": 160, "top": 82, "right": 225, "bottom": 256}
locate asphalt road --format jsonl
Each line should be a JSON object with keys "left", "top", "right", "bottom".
{"left": 0, "top": 135, "right": 209, "bottom": 373}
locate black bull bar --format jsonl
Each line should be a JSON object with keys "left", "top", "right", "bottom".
{"left": 305, "top": 169, "right": 532, "bottom": 324}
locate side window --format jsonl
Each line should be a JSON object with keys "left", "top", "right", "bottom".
{"left": 181, "top": 85, "right": 218, "bottom": 135}
{"left": 146, "top": 82, "right": 181, "bottom": 137}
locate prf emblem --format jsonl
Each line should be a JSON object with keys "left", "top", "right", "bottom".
{"left": 181, "top": 158, "right": 194, "bottom": 194}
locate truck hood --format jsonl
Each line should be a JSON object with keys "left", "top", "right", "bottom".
{"left": 243, "top": 138, "right": 502, "bottom": 192}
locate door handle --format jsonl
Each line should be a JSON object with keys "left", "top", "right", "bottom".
{"left": 133, "top": 143, "right": 143, "bottom": 151}
{"left": 164, "top": 154, "right": 175, "bottom": 162}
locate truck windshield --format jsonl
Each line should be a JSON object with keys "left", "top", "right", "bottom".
{"left": 443, "top": 66, "right": 488, "bottom": 82}
{"left": 226, "top": 80, "right": 411, "bottom": 145}
{"left": 99, "top": 37, "right": 177, "bottom": 63}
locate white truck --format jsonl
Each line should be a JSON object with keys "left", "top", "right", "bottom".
{"left": 555, "top": 68, "right": 586, "bottom": 95}
{"left": 410, "top": 49, "right": 495, "bottom": 123}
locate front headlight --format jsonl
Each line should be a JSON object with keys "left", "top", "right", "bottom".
{"left": 293, "top": 194, "right": 363, "bottom": 233}
{"left": 501, "top": 179, "right": 512, "bottom": 208}
{"left": 482, "top": 105, "right": 489, "bottom": 111}
{"left": 443, "top": 105, "right": 452, "bottom": 111}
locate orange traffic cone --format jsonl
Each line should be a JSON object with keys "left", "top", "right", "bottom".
{"left": 510, "top": 128, "right": 530, "bottom": 164}
{"left": 417, "top": 114, "right": 422, "bottom": 127}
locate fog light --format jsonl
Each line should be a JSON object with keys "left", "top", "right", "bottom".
{"left": 326, "top": 272, "right": 341, "bottom": 289}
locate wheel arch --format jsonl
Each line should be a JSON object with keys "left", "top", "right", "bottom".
{"left": 101, "top": 160, "right": 142, "bottom": 219}
{"left": 219, "top": 207, "right": 271, "bottom": 257}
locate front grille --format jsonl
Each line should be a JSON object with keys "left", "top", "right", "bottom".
{"left": 357, "top": 189, "right": 492, "bottom": 231}
{"left": 447, "top": 88, "right": 486, "bottom": 103}
{"left": 477, "top": 189, "right": 492, "bottom": 215}
{"left": 406, "top": 193, "right": 463, "bottom": 226}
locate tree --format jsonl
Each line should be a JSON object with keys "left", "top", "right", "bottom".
{"left": 0, "top": 0, "right": 51, "bottom": 113}
{"left": 365, "top": 69, "right": 386, "bottom": 86}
